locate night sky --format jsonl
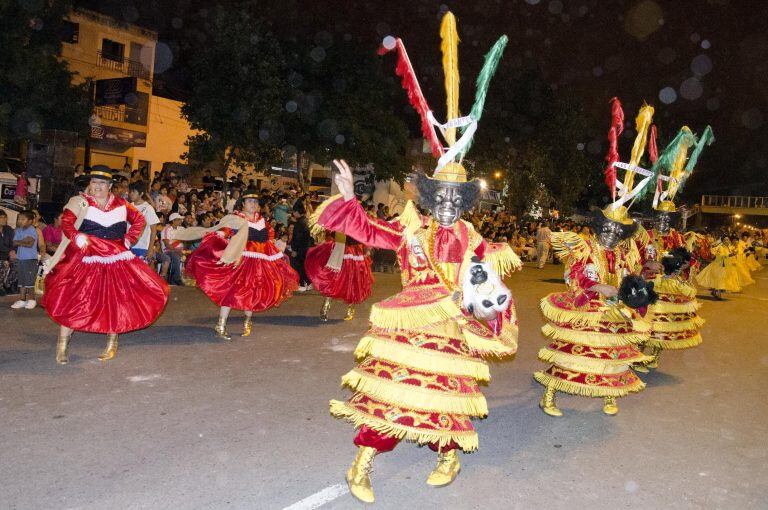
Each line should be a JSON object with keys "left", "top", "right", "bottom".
{"left": 79, "top": 0, "right": 768, "bottom": 198}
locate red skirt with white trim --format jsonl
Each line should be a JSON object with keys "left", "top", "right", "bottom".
{"left": 305, "top": 240, "right": 373, "bottom": 304}
{"left": 186, "top": 233, "right": 298, "bottom": 311}
{"left": 42, "top": 237, "right": 169, "bottom": 333}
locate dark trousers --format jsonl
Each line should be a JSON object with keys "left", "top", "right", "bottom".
{"left": 291, "top": 249, "right": 309, "bottom": 286}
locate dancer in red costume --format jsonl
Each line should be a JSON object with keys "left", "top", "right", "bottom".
{"left": 306, "top": 230, "right": 373, "bottom": 321}
{"left": 181, "top": 187, "right": 298, "bottom": 339}
{"left": 43, "top": 166, "right": 169, "bottom": 364}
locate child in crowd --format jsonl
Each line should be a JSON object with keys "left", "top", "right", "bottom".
{"left": 11, "top": 211, "right": 39, "bottom": 309}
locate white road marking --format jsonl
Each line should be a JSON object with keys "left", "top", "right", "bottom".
{"left": 282, "top": 483, "right": 349, "bottom": 510}
{"left": 126, "top": 374, "right": 162, "bottom": 383}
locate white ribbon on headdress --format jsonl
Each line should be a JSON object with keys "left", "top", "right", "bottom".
{"left": 610, "top": 162, "right": 671, "bottom": 210}
{"left": 427, "top": 111, "right": 479, "bottom": 171}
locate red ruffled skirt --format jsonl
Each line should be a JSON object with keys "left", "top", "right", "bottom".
{"left": 305, "top": 241, "right": 373, "bottom": 304}
{"left": 43, "top": 239, "right": 169, "bottom": 333}
{"left": 186, "top": 233, "right": 298, "bottom": 311}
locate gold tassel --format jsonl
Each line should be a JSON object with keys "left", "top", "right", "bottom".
{"left": 649, "top": 300, "right": 701, "bottom": 314}
{"left": 330, "top": 400, "right": 479, "bottom": 452}
{"left": 341, "top": 369, "right": 489, "bottom": 417}
{"left": 440, "top": 12, "right": 460, "bottom": 146}
{"left": 533, "top": 371, "right": 645, "bottom": 398}
{"left": 354, "top": 335, "right": 491, "bottom": 382}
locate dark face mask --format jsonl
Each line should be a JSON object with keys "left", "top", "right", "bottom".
{"left": 598, "top": 221, "right": 623, "bottom": 249}
{"left": 431, "top": 184, "right": 464, "bottom": 227}
{"left": 655, "top": 212, "right": 671, "bottom": 234}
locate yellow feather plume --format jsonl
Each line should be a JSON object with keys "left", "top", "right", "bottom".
{"left": 667, "top": 126, "right": 694, "bottom": 200}
{"left": 440, "top": 12, "right": 460, "bottom": 146}
{"left": 623, "top": 103, "right": 654, "bottom": 192}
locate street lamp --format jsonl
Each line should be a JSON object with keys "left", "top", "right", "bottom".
{"left": 494, "top": 171, "right": 502, "bottom": 179}
{"left": 479, "top": 179, "right": 488, "bottom": 189}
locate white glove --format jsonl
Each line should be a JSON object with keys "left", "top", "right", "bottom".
{"left": 75, "top": 234, "right": 89, "bottom": 249}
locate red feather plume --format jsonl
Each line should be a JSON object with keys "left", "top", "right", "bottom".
{"left": 604, "top": 97, "right": 625, "bottom": 200}
{"left": 649, "top": 124, "right": 659, "bottom": 164}
{"left": 379, "top": 39, "right": 444, "bottom": 157}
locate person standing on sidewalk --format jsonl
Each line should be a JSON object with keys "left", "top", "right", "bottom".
{"left": 536, "top": 222, "right": 552, "bottom": 269}
{"left": 11, "top": 211, "right": 39, "bottom": 309}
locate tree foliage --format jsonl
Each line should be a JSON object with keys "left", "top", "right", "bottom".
{"left": 179, "top": 1, "right": 410, "bottom": 182}
{"left": 180, "top": 3, "right": 286, "bottom": 173}
{"left": 470, "top": 68, "right": 596, "bottom": 215}
{"left": 0, "top": 0, "right": 90, "bottom": 149}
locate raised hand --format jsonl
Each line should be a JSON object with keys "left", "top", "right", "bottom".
{"left": 332, "top": 159, "right": 355, "bottom": 201}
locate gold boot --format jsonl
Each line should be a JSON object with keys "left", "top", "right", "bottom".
{"left": 346, "top": 446, "right": 376, "bottom": 503}
{"left": 634, "top": 343, "right": 649, "bottom": 373}
{"left": 603, "top": 396, "right": 619, "bottom": 415}
{"left": 344, "top": 304, "right": 355, "bottom": 321}
{"left": 539, "top": 385, "right": 563, "bottom": 417}
{"left": 426, "top": 449, "right": 461, "bottom": 487}
{"left": 214, "top": 317, "right": 231, "bottom": 340}
{"left": 242, "top": 316, "right": 253, "bottom": 337}
{"left": 55, "top": 334, "right": 70, "bottom": 365}
{"left": 320, "top": 298, "right": 331, "bottom": 322}
{"left": 98, "top": 334, "right": 118, "bottom": 361}
{"left": 646, "top": 347, "right": 661, "bottom": 369}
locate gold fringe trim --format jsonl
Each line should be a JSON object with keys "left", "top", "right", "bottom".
{"left": 541, "top": 323, "right": 649, "bottom": 347}
{"left": 484, "top": 243, "right": 523, "bottom": 278}
{"left": 308, "top": 194, "right": 344, "bottom": 238}
{"left": 533, "top": 371, "right": 645, "bottom": 398}
{"left": 461, "top": 325, "right": 518, "bottom": 358}
{"left": 539, "top": 296, "right": 649, "bottom": 333}
{"left": 341, "top": 369, "right": 489, "bottom": 417}
{"left": 354, "top": 335, "right": 491, "bottom": 382}
{"left": 369, "top": 296, "right": 459, "bottom": 330}
{"left": 649, "top": 316, "right": 705, "bottom": 333}
{"left": 654, "top": 278, "right": 698, "bottom": 298}
{"left": 329, "top": 400, "right": 479, "bottom": 452}
{"left": 645, "top": 332, "right": 703, "bottom": 350}
{"left": 649, "top": 300, "right": 701, "bottom": 314}
{"left": 397, "top": 200, "right": 423, "bottom": 237}
{"left": 537, "top": 348, "right": 651, "bottom": 373}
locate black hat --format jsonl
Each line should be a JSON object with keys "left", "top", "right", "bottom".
{"left": 85, "top": 165, "right": 115, "bottom": 181}
{"left": 241, "top": 186, "right": 259, "bottom": 200}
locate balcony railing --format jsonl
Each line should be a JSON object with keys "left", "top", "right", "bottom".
{"left": 93, "top": 104, "right": 147, "bottom": 126}
{"left": 96, "top": 50, "right": 151, "bottom": 81}
{"left": 701, "top": 195, "right": 768, "bottom": 209}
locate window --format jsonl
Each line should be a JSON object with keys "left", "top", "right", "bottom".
{"left": 60, "top": 21, "right": 79, "bottom": 44}
{"left": 101, "top": 39, "right": 124, "bottom": 62}
{"left": 125, "top": 91, "right": 149, "bottom": 125}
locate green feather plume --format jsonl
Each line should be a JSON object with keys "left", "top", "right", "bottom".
{"left": 635, "top": 127, "right": 696, "bottom": 201}
{"left": 458, "top": 35, "right": 508, "bottom": 158}
{"left": 683, "top": 125, "right": 714, "bottom": 174}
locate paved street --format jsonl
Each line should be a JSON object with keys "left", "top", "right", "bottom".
{"left": 1, "top": 263, "right": 767, "bottom": 510}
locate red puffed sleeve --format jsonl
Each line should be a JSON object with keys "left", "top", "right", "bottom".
{"left": 124, "top": 202, "right": 146, "bottom": 245}
{"left": 569, "top": 258, "right": 600, "bottom": 306}
{"left": 60, "top": 208, "right": 80, "bottom": 241}
{"left": 317, "top": 196, "right": 403, "bottom": 251}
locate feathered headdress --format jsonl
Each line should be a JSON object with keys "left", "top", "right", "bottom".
{"left": 652, "top": 125, "right": 714, "bottom": 211}
{"left": 379, "top": 11, "right": 507, "bottom": 183}
{"left": 600, "top": 98, "right": 658, "bottom": 225}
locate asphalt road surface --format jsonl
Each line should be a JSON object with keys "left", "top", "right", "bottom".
{"left": 1, "top": 262, "right": 766, "bottom": 509}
